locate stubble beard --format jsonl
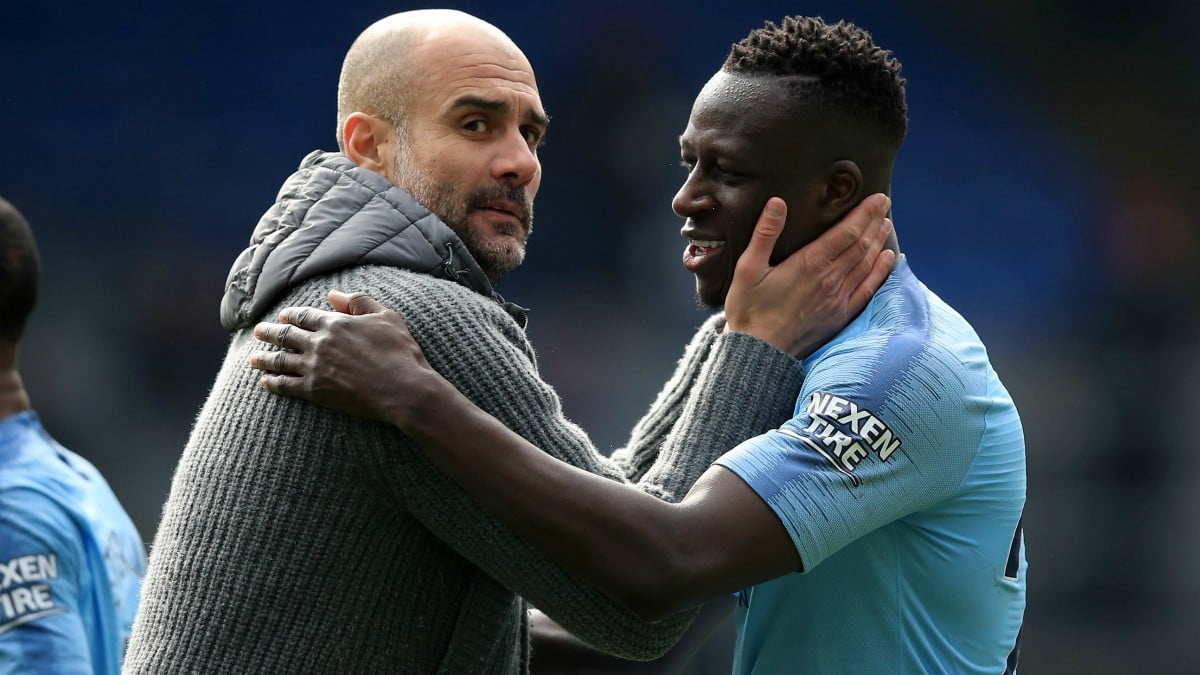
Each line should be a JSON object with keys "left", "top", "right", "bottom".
{"left": 695, "top": 284, "right": 727, "bottom": 312}
{"left": 393, "top": 151, "right": 533, "bottom": 285}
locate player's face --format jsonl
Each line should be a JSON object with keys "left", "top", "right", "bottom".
{"left": 673, "top": 71, "right": 827, "bottom": 309}
{"left": 389, "top": 32, "right": 548, "bottom": 283}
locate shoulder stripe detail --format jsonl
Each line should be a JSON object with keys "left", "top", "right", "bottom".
{"left": 0, "top": 607, "right": 67, "bottom": 635}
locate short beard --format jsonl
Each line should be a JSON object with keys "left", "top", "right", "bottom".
{"left": 393, "top": 150, "right": 533, "bottom": 284}
{"left": 696, "top": 292, "right": 722, "bottom": 312}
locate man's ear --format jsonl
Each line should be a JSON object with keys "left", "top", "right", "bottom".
{"left": 822, "top": 160, "right": 864, "bottom": 217}
{"left": 343, "top": 112, "right": 393, "bottom": 176}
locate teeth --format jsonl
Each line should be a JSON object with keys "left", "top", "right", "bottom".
{"left": 689, "top": 239, "right": 725, "bottom": 249}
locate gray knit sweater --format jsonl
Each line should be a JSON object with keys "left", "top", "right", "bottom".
{"left": 124, "top": 152, "right": 805, "bottom": 674}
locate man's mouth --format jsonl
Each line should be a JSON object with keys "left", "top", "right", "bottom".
{"left": 683, "top": 237, "right": 726, "bottom": 271}
{"left": 481, "top": 202, "right": 516, "bottom": 217}
{"left": 688, "top": 238, "right": 725, "bottom": 252}
{"left": 474, "top": 199, "right": 530, "bottom": 233}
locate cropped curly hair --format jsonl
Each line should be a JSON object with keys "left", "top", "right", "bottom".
{"left": 0, "top": 197, "right": 39, "bottom": 342}
{"left": 724, "top": 16, "right": 907, "bottom": 147}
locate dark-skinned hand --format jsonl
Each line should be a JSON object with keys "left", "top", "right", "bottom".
{"left": 251, "top": 292, "right": 434, "bottom": 426}
{"left": 251, "top": 193, "right": 896, "bottom": 421}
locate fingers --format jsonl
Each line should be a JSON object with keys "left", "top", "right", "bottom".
{"left": 736, "top": 198, "right": 787, "bottom": 276}
{"left": 257, "top": 372, "right": 307, "bottom": 399}
{"left": 328, "top": 290, "right": 388, "bottom": 316}
{"left": 814, "top": 193, "right": 891, "bottom": 262}
{"left": 277, "top": 305, "right": 336, "bottom": 330}
{"left": 834, "top": 215, "right": 894, "bottom": 295}
{"left": 847, "top": 247, "right": 897, "bottom": 313}
{"left": 254, "top": 320, "right": 311, "bottom": 351}
{"left": 248, "top": 349, "right": 305, "bottom": 375}
{"left": 858, "top": 196, "right": 893, "bottom": 259}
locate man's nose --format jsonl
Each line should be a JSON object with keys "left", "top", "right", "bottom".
{"left": 671, "top": 176, "right": 715, "bottom": 217}
{"left": 491, "top": 130, "right": 539, "bottom": 187}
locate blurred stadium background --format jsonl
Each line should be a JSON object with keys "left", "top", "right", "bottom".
{"left": 2, "top": 1, "right": 1197, "bottom": 672}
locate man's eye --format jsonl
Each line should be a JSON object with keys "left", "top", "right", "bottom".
{"left": 679, "top": 159, "right": 695, "bottom": 172}
{"left": 464, "top": 120, "right": 487, "bottom": 133}
{"left": 715, "top": 164, "right": 742, "bottom": 179}
{"left": 522, "top": 127, "right": 545, "bottom": 147}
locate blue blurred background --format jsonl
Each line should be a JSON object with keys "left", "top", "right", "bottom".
{"left": 3, "top": 1, "right": 1197, "bottom": 671}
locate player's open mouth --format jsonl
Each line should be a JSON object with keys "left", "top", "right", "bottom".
{"left": 683, "top": 239, "right": 726, "bottom": 271}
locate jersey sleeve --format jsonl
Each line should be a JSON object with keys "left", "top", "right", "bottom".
{"left": 0, "top": 487, "right": 92, "bottom": 674}
{"left": 714, "top": 335, "right": 989, "bottom": 572}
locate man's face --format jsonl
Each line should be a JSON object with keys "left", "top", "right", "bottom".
{"left": 674, "top": 71, "right": 827, "bottom": 309}
{"left": 389, "top": 32, "right": 548, "bottom": 283}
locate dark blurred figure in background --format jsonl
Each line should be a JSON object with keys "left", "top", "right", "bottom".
{"left": 0, "top": 197, "right": 146, "bottom": 674}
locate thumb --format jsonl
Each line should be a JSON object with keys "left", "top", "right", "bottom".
{"left": 736, "top": 197, "right": 787, "bottom": 276}
{"left": 328, "top": 290, "right": 388, "bottom": 316}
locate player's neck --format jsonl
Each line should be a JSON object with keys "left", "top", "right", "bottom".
{"left": 0, "top": 362, "right": 32, "bottom": 422}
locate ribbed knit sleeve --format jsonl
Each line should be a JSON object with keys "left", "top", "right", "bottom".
{"left": 610, "top": 313, "right": 723, "bottom": 482}
{"left": 348, "top": 266, "right": 805, "bottom": 660}
{"left": 637, "top": 331, "right": 806, "bottom": 501}
{"left": 354, "top": 269, "right": 689, "bottom": 659}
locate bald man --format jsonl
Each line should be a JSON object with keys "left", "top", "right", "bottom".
{"left": 123, "top": 10, "right": 890, "bottom": 673}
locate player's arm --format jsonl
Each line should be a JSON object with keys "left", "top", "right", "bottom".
{"left": 251, "top": 197, "right": 894, "bottom": 619}
{"left": 394, "top": 370, "right": 797, "bottom": 618}
{"left": 529, "top": 597, "right": 735, "bottom": 674}
{"left": 273, "top": 272, "right": 801, "bottom": 657}
{"left": 0, "top": 490, "right": 93, "bottom": 675}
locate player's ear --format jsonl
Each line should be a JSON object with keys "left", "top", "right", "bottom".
{"left": 820, "top": 160, "right": 864, "bottom": 218}
{"left": 343, "top": 112, "right": 394, "bottom": 177}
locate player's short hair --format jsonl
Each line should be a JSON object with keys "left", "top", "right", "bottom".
{"left": 723, "top": 16, "right": 907, "bottom": 148}
{"left": 0, "top": 197, "right": 40, "bottom": 342}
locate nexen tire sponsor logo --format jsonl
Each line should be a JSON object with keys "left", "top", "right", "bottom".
{"left": 0, "top": 553, "right": 64, "bottom": 634}
{"left": 778, "top": 391, "right": 902, "bottom": 487}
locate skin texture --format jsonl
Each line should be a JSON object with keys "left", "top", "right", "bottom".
{"left": 678, "top": 72, "right": 899, "bottom": 355}
{"left": 723, "top": 196, "right": 892, "bottom": 356}
{"left": 527, "top": 595, "right": 735, "bottom": 673}
{"left": 677, "top": 71, "right": 898, "bottom": 311}
{"left": 339, "top": 11, "right": 549, "bottom": 283}
{"left": 0, "top": 197, "right": 35, "bottom": 420}
{"left": 0, "top": 343, "right": 31, "bottom": 421}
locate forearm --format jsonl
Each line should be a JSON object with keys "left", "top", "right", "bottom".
{"left": 530, "top": 597, "right": 734, "bottom": 674}
{"left": 402, "top": 374, "right": 689, "bottom": 618}
{"left": 367, "top": 279, "right": 696, "bottom": 657}
{"left": 397, "top": 330, "right": 803, "bottom": 618}
{"left": 381, "top": 435, "right": 695, "bottom": 658}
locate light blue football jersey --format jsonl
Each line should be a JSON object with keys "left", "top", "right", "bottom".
{"left": 715, "top": 256, "right": 1026, "bottom": 674}
{"left": 0, "top": 411, "right": 146, "bottom": 675}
